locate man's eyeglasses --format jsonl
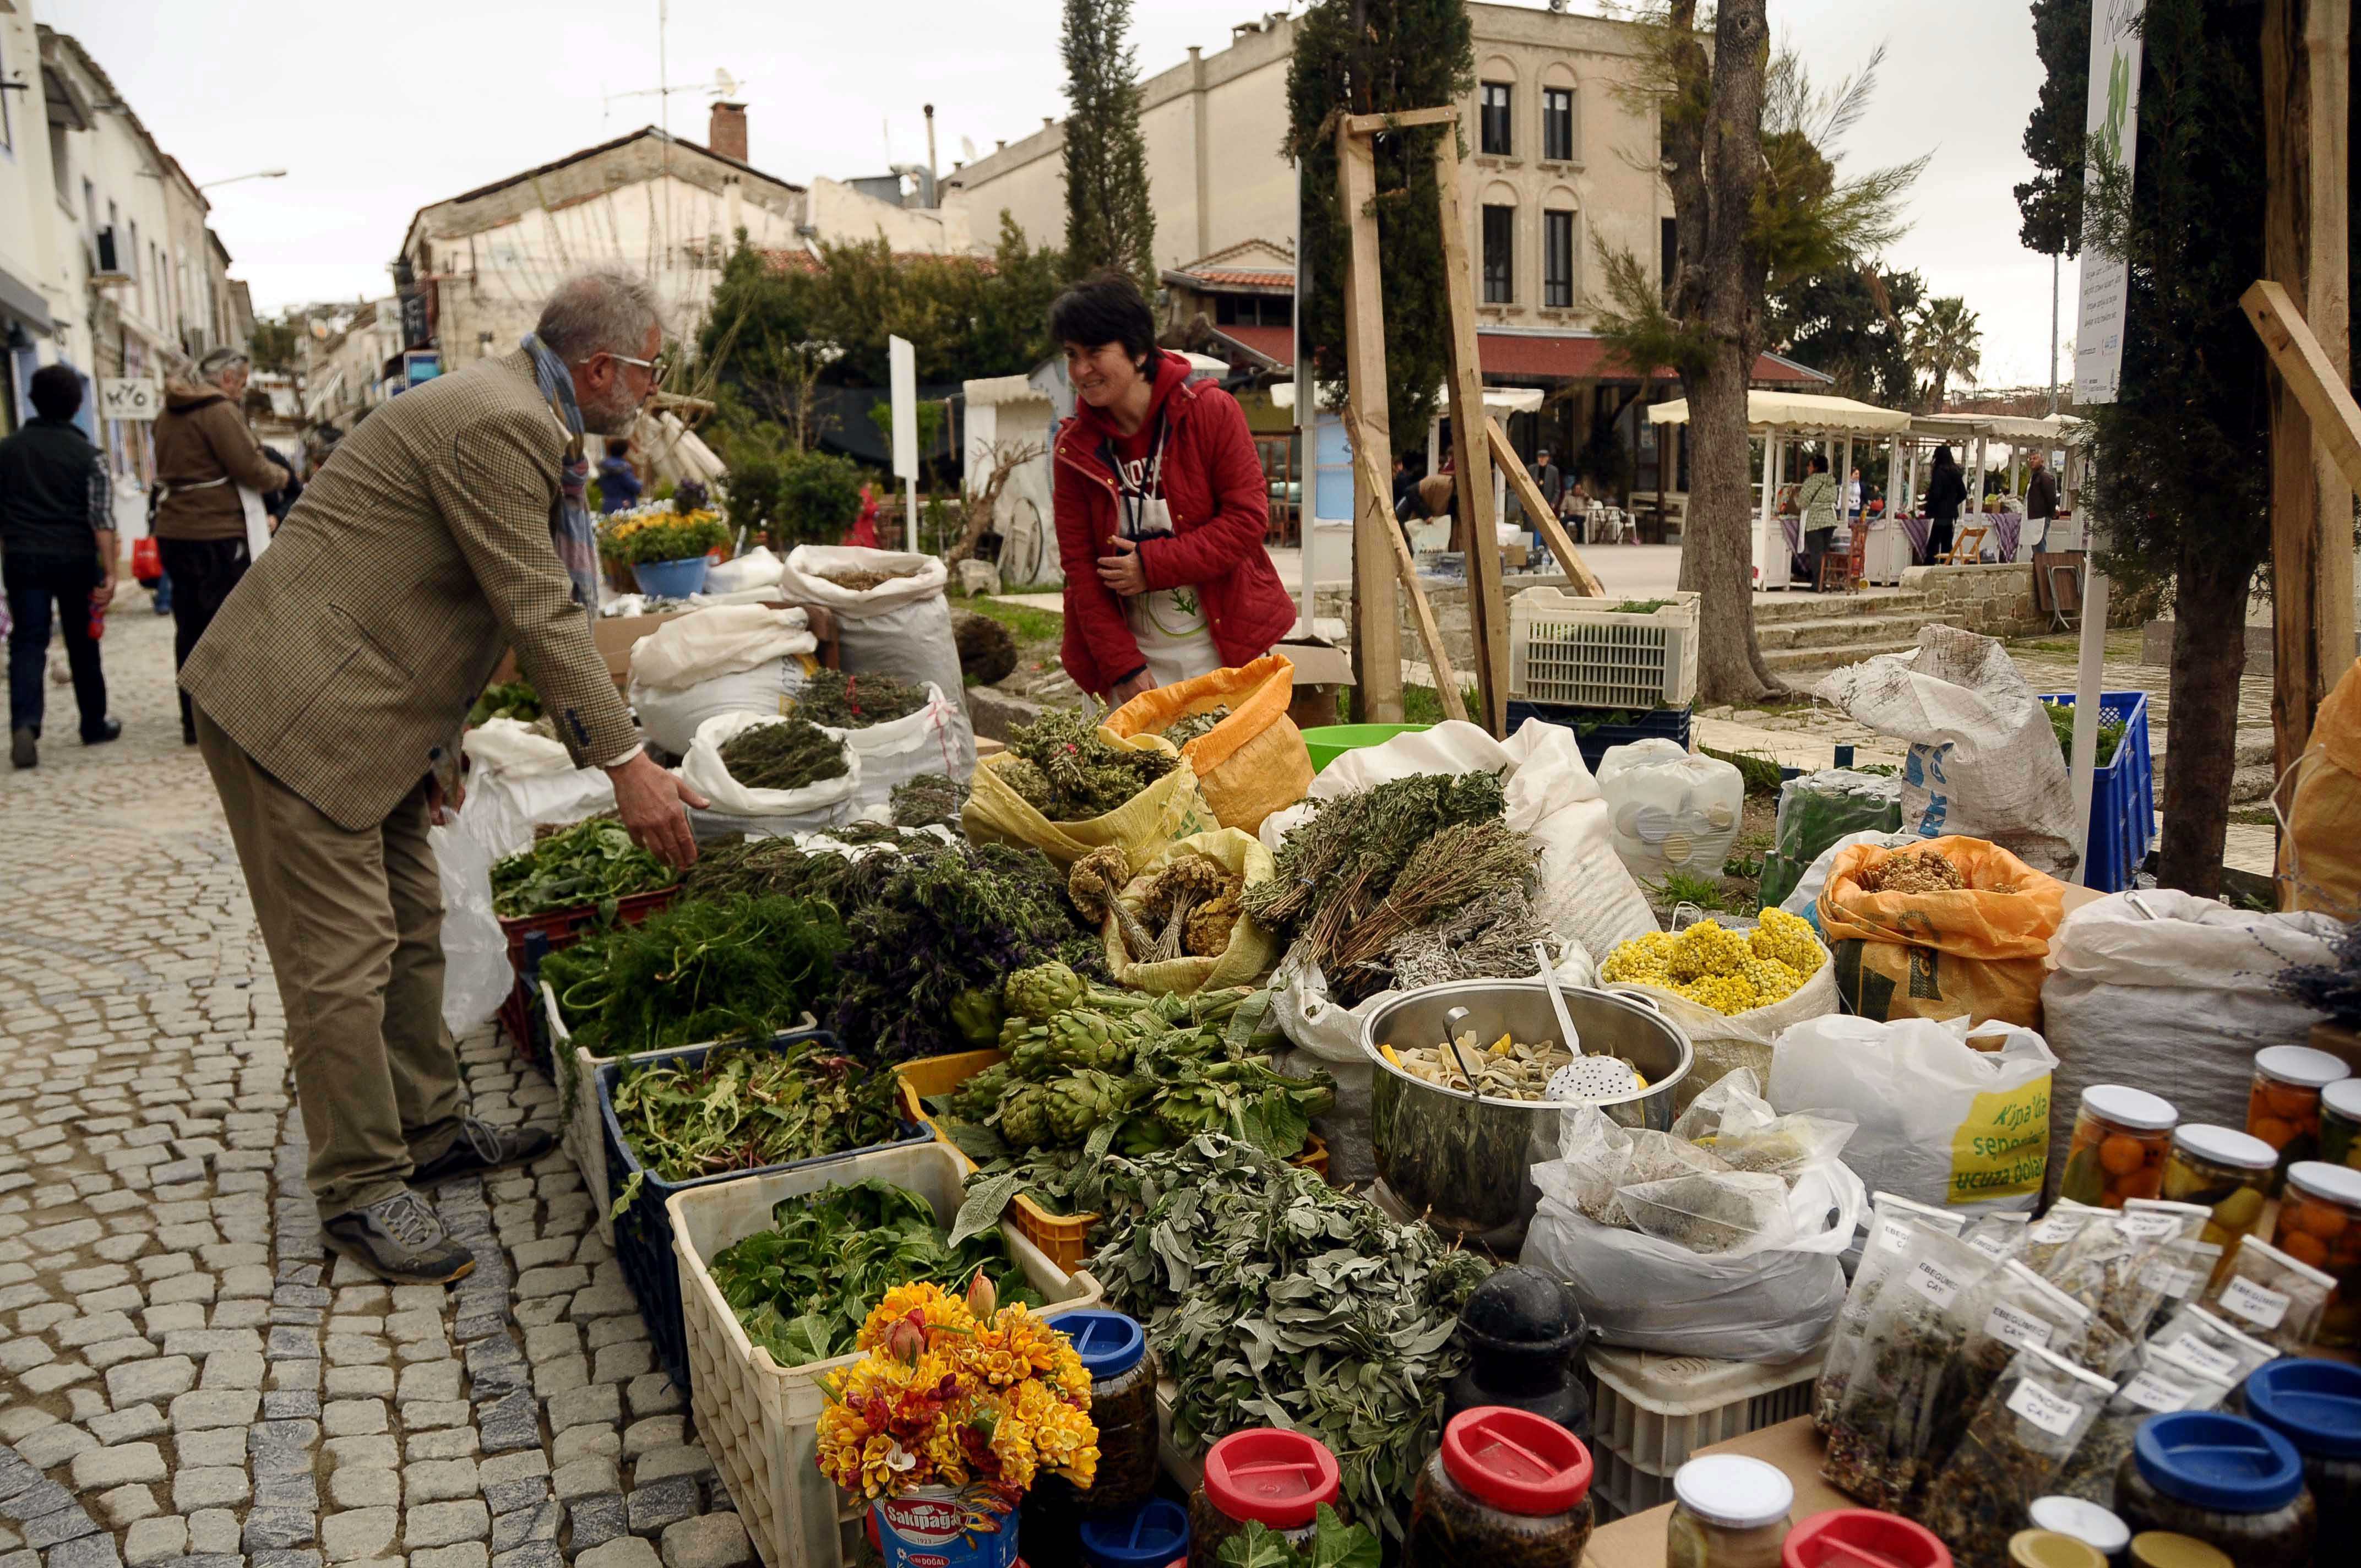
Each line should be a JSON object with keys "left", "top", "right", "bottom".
{"left": 603, "top": 350, "right": 670, "bottom": 384}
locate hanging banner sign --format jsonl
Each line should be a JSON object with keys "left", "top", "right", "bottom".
{"left": 2072, "top": 0, "right": 2147, "bottom": 405}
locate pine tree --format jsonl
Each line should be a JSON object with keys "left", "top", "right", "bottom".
{"left": 1284, "top": 0, "right": 1476, "bottom": 438}
{"left": 1060, "top": 0, "right": 1156, "bottom": 290}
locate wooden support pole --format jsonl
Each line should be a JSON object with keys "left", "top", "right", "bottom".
{"left": 1488, "top": 417, "right": 1605, "bottom": 596}
{"left": 1334, "top": 119, "right": 1403, "bottom": 721}
{"left": 1430, "top": 128, "right": 1510, "bottom": 736}
{"left": 2246, "top": 281, "right": 2361, "bottom": 494}
{"left": 1342, "top": 105, "right": 1461, "bottom": 134}
{"left": 2260, "top": 0, "right": 2354, "bottom": 780}
{"left": 1345, "top": 414, "right": 1469, "bottom": 723}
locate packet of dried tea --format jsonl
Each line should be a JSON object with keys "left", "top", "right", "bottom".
{"left": 2121, "top": 1196, "right": 2214, "bottom": 1243}
{"left": 2198, "top": 1234, "right": 2337, "bottom": 1352}
{"left": 2140, "top": 1240, "right": 2223, "bottom": 1338}
{"left": 1960, "top": 1210, "right": 2032, "bottom": 1265}
{"left": 2050, "top": 1338, "right": 2236, "bottom": 1508}
{"left": 1816, "top": 1193, "right": 1973, "bottom": 1432}
{"left": 2146, "top": 1302, "right": 2282, "bottom": 1383}
{"left": 1929, "top": 1261, "right": 2098, "bottom": 1472}
{"left": 1916, "top": 1343, "right": 2118, "bottom": 1562}
{"left": 1823, "top": 1222, "right": 2003, "bottom": 1511}
{"left": 2039, "top": 1207, "right": 2193, "bottom": 1352}
{"left": 2016, "top": 1199, "right": 2110, "bottom": 1277}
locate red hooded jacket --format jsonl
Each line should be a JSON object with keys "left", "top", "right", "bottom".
{"left": 1052, "top": 351, "right": 1297, "bottom": 696}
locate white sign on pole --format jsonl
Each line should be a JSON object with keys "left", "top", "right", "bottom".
{"left": 97, "top": 378, "right": 161, "bottom": 421}
{"left": 888, "top": 336, "right": 917, "bottom": 480}
{"left": 2072, "top": 0, "right": 2147, "bottom": 405}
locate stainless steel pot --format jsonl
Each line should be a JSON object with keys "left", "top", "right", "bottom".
{"left": 1361, "top": 980, "right": 1694, "bottom": 1246}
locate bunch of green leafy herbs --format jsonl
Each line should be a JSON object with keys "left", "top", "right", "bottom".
{"left": 489, "top": 816, "right": 677, "bottom": 919}
{"left": 1161, "top": 704, "right": 1231, "bottom": 747}
{"left": 706, "top": 1179, "right": 1041, "bottom": 1368}
{"left": 467, "top": 678, "right": 541, "bottom": 726}
{"left": 997, "top": 709, "right": 1177, "bottom": 819}
{"left": 606, "top": 1038, "right": 905, "bottom": 1216}
{"left": 793, "top": 668, "right": 931, "bottom": 728}
{"left": 890, "top": 772, "right": 961, "bottom": 829}
{"left": 2040, "top": 699, "right": 2125, "bottom": 767}
{"left": 539, "top": 893, "right": 844, "bottom": 1062}
{"left": 678, "top": 835, "right": 898, "bottom": 906}
{"left": 1086, "top": 1134, "right": 1489, "bottom": 1537}
{"left": 1216, "top": 1509, "right": 1378, "bottom": 1568}
{"left": 716, "top": 715, "right": 851, "bottom": 792}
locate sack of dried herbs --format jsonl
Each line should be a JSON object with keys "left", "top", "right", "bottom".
{"left": 681, "top": 711, "right": 862, "bottom": 823}
{"left": 1914, "top": 1342, "right": 2118, "bottom": 1565}
{"left": 963, "top": 710, "right": 1214, "bottom": 874}
{"left": 1815, "top": 1193, "right": 1973, "bottom": 1432}
{"left": 2051, "top": 1338, "right": 2238, "bottom": 1507}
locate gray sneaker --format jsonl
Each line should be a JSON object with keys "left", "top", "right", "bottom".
{"left": 410, "top": 1117, "right": 558, "bottom": 1186}
{"left": 322, "top": 1190, "right": 477, "bottom": 1286}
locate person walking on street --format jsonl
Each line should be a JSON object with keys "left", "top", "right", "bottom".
{"left": 1051, "top": 273, "right": 1296, "bottom": 703}
{"left": 1923, "top": 444, "right": 1969, "bottom": 563}
{"left": 596, "top": 440, "right": 642, "bottom": 514}
{"left": 153, "top": 346, "right": 290, "bottom": 744}
{"left": 1796, "top": 453, "right": 1840, "bottom": 589}
{"left": 2026, "top": 450, "right": 2059, "bottom": 551}
{"left": 0, "top": 365, "right": 121, "bottom": 767}
{"left": 182, "top": 267, "right": 708, "bottom": 1286}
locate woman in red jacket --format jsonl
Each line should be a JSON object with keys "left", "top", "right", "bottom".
{"left": 1049, "top": 274, "right": 1297, "bottom": 703}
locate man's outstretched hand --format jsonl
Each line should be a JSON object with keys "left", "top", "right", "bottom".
{"left": 607, "top": 749, "right": 706, "bottom": 868}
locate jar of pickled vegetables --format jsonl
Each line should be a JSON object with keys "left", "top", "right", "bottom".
{"left": 2061, "top": 1086, "right": 2177, "bottom": 1208}
{"left": 2238, "top": 1358, "right": 2361, "bottom": 1541}
{"left": 2270, "top": 1162, "right": 2361, "bottom": 1348}
{"left": 1042, "top": 1310, "right": 1157, "bottom": 1515}
{"left": 1405, "top": 1407, "right": 1595, "bottom": 1568}
{"left": 1666, "top": 1455, "right": 1792, "bottom": 1568}
{"left": 2321, "top": 1079, "right": 2361, "bottom": 1172}
{"left": 2161, "top": 1125, "right": 2277, "bottom": 1277}
{"left": 1186, "top": 1429, "right": 1341, "bottom": 1568}
{"left": 2246, "top": 1046, "right": 2352, "bottom": 1194}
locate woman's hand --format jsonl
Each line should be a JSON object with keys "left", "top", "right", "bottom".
{"left": 1096, "top": 535, "right": 1148, "bottom": 596}
{"left": 1109, "top": 670, "right": 1156, "bottom": 705}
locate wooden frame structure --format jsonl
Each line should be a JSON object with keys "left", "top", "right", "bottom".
{"left": 1332, "top": 105, "right": 1602, "bottom": 733}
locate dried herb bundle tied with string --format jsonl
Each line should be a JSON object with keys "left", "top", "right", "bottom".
{"left": 793, "top": 668, "right": 931, "bottom": 729}
{"left": 890, "top": 772, "right": 960, "bottom": 828}
{"left": 716, "top": 714, "right": 850, "bottom": 791}
{"left": 995, "top": 709, "right": 1177, "bottom": 820}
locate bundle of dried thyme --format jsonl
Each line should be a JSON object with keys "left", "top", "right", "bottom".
{"left": 716, "top": 715, "right": 851, "bottom": 792}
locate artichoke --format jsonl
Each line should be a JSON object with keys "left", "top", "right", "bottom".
{"left": 946, "top": 1062, "right": 1013, "bottom": 1124}
{"left": 1042, "top": 1069, "right": 1128, "bottom": 1145}
{"left": 1005, "top": 961, "right": 1086, "bottom": 1024}
{"left": 994, "top": 1080, "right": 1053, "bottom": 1148}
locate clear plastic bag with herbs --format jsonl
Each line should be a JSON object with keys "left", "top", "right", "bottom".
{"left": 1814, "top": 1194, "right": 1971, "bottom": 1433}
{"left": 1823, "top": 1223, "right": 2003, "bottom": 1511}
{"left": 2146, "top": 1303, "right": 2282, "bottom": 1385}
{"left": 1959, "top": 1210, "right": 2032, "bottom": 1265}
{"left": 1928, "top": 1261, "right": 2101, "bottom": 1472}
{"left": 1916, "top": 1343, "right": 2118, "bottom": 1565}
{"left": 2051, "top": 1339, "right": 2237, "bottom": 1509}
{"left": 2038, "top": 1207, "right": 2194, "bottom": 1364}
{"left": 2123, "top": 1196, "right": 2215, "bottom": 1243}
{"left": 2140, "top": 1239, "right": 2223, "bottom": 1338}
{"left": 2198, "top": 1234, "right": 2337, "bottom": 1352}
{"left": 2016, "top": 1200, "right": 2110, "bottom": 1277}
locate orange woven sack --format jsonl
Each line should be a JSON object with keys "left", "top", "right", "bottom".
{"left": 1103, "top": 654, "right": 1313, "bottom": 833}
{"left": 2280, "top": 656, "right": 2361, "bottom": 919}
{"left": 1817, "top": 835, "right": 2069, "bottom": 1030}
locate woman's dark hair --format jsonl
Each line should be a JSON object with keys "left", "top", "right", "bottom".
{"left": 29, "top": 364, "right": 83, "bottom": 421}
{"left": 1932, "top": 444, "right": 1957, "bottom": 471}
{"left": 1049, "top": 271, "right": 1157, "bottom": 366}
{"left": 1808, "top": 452, "right": 1830, "bottom": 473}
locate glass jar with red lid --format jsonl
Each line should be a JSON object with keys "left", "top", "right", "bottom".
{"left": 1185, "top": 1429, "right": 1342, "bottom": 1568}
{"left": 1781, "top": 1509, "right": 1952, "bottom": 1568}
{"left": 1404, "top": 1406, "right": 1594, "bottom": 1568}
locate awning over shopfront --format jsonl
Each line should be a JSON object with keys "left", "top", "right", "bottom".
{"left": 1647, "top": 390, "right": 1914, "bottom": 435}
{"left": 0, "top": 266, "right": 52, "bottom": 337}
{"left": 1214, "top": 325, "right": 1828, "bottom": 386}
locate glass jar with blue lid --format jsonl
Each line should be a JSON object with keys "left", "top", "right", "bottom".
{"left": 1045, "top": 1309, "right": 1157, "bottom": 1515}
{"left": 1079, "top": 1496, "right": 1189, "bottom": 1568}
{"left": 2238, "top": 1357, "right": 2361, "bottom": 1539}
{"left": 2111, "top": 1411, "right": 2315, "bottom": 1566}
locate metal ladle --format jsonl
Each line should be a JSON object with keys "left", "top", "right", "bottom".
{"left": 1535, "top": 941, "right": 1642, "bottom": 1101}
{"left": 1439, "top": 1006, "right": 1486, "bottom": 1099}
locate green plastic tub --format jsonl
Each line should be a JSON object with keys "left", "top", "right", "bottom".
{"left": 1301, "top": 722, "right": 1433, "bottom": 773}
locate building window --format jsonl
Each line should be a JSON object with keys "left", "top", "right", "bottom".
{"left": 1543, "top": 88, "right": 1575, "bottom": 161}
{"left": 1482, "top": 205, "right": 1514, "bottom": 304}
{"left": 1544, "top": 210, "right": 1575, "bottom": 308}
{"left": 1214, "top": 293, "right": 1293, "bottom": 328}
{"left": 1479, "top": 83, "right": 1513, "bottom": 157}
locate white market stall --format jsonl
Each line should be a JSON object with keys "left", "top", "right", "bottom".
{"left": 1647, "top": 392, "right": 1916, "bottom": 589}
{"left": 1901, "top": 412, "right": 2093, "bottom": 563}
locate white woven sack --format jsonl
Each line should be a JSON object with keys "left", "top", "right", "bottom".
{"left": 628, "top": 605, "right": 814, "bottom": 690}
{"left": 701, "top": 545, "right": 782, "bottom": 596}
{"left": 678, "top": 711, "right": 862, "bottom": 823}
{"left": 1815, "top": 624, "right": 2080, "bottom": 875}
{"left": 2041, "top": 890, "right": 2342, "bottom": 1196}
{"left": 837, "top": 683, "right": 972, "bottom": 805}
{"left": 779, "top": 546, "right": 975, "bottom": 775}
{"left": 461, "top": 717, "right": 572, "bottom": 780}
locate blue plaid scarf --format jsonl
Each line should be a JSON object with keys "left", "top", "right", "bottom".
{"left": 522, "top": 333, "right": 600, "bottom": 626}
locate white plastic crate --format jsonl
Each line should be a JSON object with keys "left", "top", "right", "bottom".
{"left": 670, "top": 1141, "right": 1103, "bottom": 1568}
{"left": 1583, "top": 1343, "right": 1824, "bottom": 1480}
{"left": 1508, "top": 587, "right": 1700, "bottom": 708}
{"left": 1588, "top": 1440, "right": 1675, "bottom": 1521}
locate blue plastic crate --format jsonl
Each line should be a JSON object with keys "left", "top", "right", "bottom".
{"left": 2042, "top": 690, "right": 2155, "bottom": 892}
{"left": 595, "top": 1032, "right": 932, "bottom": 1392}
{"left": 1505, "top": 699, "right": 1694, "bottom": 773}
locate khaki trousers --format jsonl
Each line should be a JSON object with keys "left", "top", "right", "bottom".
{"left": 195, "top": 707, "right": 466, "bottom": 1215}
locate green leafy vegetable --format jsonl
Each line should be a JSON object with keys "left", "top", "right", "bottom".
{"left": 489, "top": 816, "right": 677, "bottom": 919}
{"left": 1217, "top": 1509, "right": 1381, "bottom": 1568}
{"left": 2041, "top": 698, "right": 2126, "bottom": 767}
{"left": 997, "top": 709, "right": 1177, "bottom": 819}
{"left": 468, "top": 678, "right": 541, "bottom": 726}
{"left": 891, "top": 772, "right": 961, "bottom": 828}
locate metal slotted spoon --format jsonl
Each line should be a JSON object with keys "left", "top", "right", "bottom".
{"left": 1535, "top": 941, "right": 1642, "bottom": 1102}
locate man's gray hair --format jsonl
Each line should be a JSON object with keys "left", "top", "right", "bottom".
{"left": 535, "top": 266, "right": 666, "bottom": 364}
{"left": 198, "top": 346, "right": 249, "bottom": 385}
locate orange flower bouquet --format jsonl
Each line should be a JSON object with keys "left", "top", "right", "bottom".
{"left": 818, "top": 1277, "right": 1098, "bottom": 1566}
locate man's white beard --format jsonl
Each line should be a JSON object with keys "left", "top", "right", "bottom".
{"left": 580, "top": 386, "right": 641, "bottom": 437}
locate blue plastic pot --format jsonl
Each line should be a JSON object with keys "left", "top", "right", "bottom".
{"left": 633, "top": 554, "right": 711, "bottom": 598}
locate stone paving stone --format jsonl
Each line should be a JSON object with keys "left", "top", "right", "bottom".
{"left": 566, "top": 1494, "right": 628, "bottom": 1550}
{"left": 406, "top": 1458, "right": 481, "bottom": 1503}
{"left": 659, "top": 1514, "right": 753, "bottom": 1568}
{"left": 412, "top": 1548, "right": 489, "bottom": 1568}
{"left": 90, "top": 1484, "right": 160, "bottom": 1529}
{"left": 317, "top": 1507, "right": 397, "bottom": 1564}
{"left": 631, "top": 1445, "right": 712, "bottom": 1484}
{"left": 323, "top": 1468, "right": 397, "bottom": 1512}
{"left": 578, "top": 1538, "right": 661, "bottom": 1568}
{"left": 46, "top": 1533, "right": 123, "bottom": 1568}
{"left": 169, "top": 1468, "right": 249, "bottom": 1513}
{"left": 405, "top": 1500, "right": 491, "bottom": 1548}
{"left": 88, "top": 1407, "right": 168, "bottom": 1446}
{"left": 491, "top": 1543, "right": 562, "bottom": 1568}
{"left": 70, "top": 1444, "right": 168, "bottom": 1490}
{"left": 123, "top": 1517, "right": 188, "bottom": 1567}
{"left": 474, "top": 1392, "right": 539, "bottom": 1455}
{"left": 488, "top": 1504, "right": 559, "bottom": 1554}
{"left": 241, "top": 1507, "right": 316, "bottom": 1552}
{"left": 188, "top": 1506, "right": 243, "bottom": 1554}
{"left": 624, "top": 1476, "right": 700, "bottom": 1539}
{"left": 546, "top": 1383, "right": 622, "bottom": 1433}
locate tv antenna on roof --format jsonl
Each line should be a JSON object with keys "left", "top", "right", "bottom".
{"left": 601, "top": 67, "right": 747, "bottom": 128}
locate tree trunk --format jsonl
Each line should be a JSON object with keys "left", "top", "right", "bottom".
{"left": 1679, "top": 351, "right": 1780, "bottom": 701}
{"left": 2155, "top": 540, "right": 2255, "bottom": 897}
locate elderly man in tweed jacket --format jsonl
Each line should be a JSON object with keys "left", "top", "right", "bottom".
{"left": 182, "top": 268, "right": 704, "bottom": 1284}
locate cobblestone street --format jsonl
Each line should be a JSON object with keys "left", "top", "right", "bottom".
{"left": 0, "top": 613, "right": 748, "bottom": 1568}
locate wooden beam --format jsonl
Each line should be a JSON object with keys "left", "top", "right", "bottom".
{"left": 2245, "top": 280, "right": 2361, "bottom": 498}
{"left": 1342, "top": 105, "right": 1462, "bottom": 135}
{"left": 1487, "top": 417, "right": 1607, "bottom": 597}
{"left": 1335, "top": 116, "right": 1403, "bottom": 721}
{"left": 1346, "top": 423, "right": 1470, "bottom": 723}
{"left": 1430, "top": 132, "right": 1510, "bottom": 736}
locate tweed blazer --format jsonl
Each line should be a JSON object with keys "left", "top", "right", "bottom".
{"left": 181, "top": 349, "right": 637, "bottom": 831}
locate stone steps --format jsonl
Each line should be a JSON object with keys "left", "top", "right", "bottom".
{"left": 1761, "top": 637, "right": 1928, "bottom": 676}
{"left": 1751, "top": 609, "right": 1952, "bottom": 652}
{"left": 1751, "top": 590, "right": 1933, "bottom": 624}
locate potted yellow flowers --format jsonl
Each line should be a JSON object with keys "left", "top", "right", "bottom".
{"left": 818, "top": 1276, "right": 1098, "bottom": 1568}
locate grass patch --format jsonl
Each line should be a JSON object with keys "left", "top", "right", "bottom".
{"left": 1703, "top": 745, "right": 1788, "bottom": 797}
{"left": 2229, "top": 807, "right": 2278, "bottom": 826}
{"left": 955, "top": 594, "right": 1063, "bottom": 645}
{"left": 1650, "top": 871, "right": 1731, "bottom": 913}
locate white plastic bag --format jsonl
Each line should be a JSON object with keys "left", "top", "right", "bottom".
{"left": 834, "top": 682, "right": 973, "bottom": 805}
{"left": 1815, "top": 624, "right": 2081, "bottom": 875}
{"left": 431, "top": 816, "right": 512, "bottom": 1039}
{"left": 628, "top": 604, "right": 820, "bottom": 756}
{"left": 1262, "top": 718, "right": 1653, "bottom": 1182}
{"left": 461, "top": 716, "right": 572, "bottom": 780}
{"left": 678, "top": 710, "right": 862, "bottom": 827}
{"left": 701, "top": 544, "right": 781, "bottom": 596}
{"left": 2042, "top": 890, "right": 2343, "bottom": 1193}
{"left": 1597, "top": 739, "right": 1744, "bottom": 882}
{"left": 1770, "top": 1013, "right": 2060, "bottom": 1217}
{"left": 779, "top": 546, "right": 977, "bottom": 777}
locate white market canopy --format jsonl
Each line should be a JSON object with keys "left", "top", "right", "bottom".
{"left": 1269, "top": 381, "right": 1545, "bottom": 414}
{"left": 1912, "top": 412, "right": 2093, "bottom": 445}
{"left": 964, "top": 373, "right": 1052, "bottom": 408}
{"left": 1647, "top": 390, "right": 1914, "bottom": 435}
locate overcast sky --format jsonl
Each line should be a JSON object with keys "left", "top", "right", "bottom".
{"left": 35, "top": 0, "right": 2073, "bottom": 391}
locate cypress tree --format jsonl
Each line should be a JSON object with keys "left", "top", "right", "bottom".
{"left": 1061, "top": 0, "right": 1156, "bottom": 290}
{"left": 1284, "top": 0, "right": 1476, "bottom": 437}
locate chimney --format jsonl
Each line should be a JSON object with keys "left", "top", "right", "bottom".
{"left": 708, "top": 101, "right": 748, "bottom": 164}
